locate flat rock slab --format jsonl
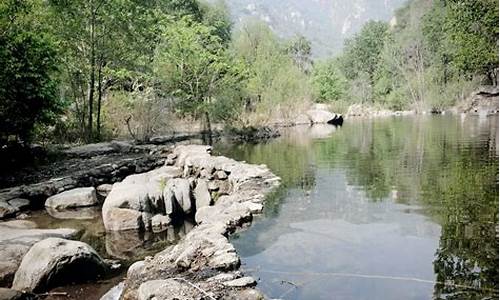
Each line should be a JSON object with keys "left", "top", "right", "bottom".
{"left": 12, "top": 238, "right": 108, "bottom": 292}
{"left": 45, "top": 187, "right": 98, "bottom": 210}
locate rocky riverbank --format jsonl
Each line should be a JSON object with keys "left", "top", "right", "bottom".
{"left": 104, "top": 144, "right": 281, "bottom": 299}
{"left": 0, "top": 144, "right": 280, "bottom": 300}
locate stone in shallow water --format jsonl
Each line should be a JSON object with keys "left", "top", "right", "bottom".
{"left": 12, "top": 238, "right": 108, "bottom": 292}
{"left": 46, "top": 206, "right": 100, "bottom": 220}
{"left": 45, "top": 187, "right": 98, "bottom": 210}
{"left": 222, "top": 276, "right": 256, "bottom": 287}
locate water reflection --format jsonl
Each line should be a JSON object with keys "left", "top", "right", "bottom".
{"left": 28, "top": 210, "right": 191, "bottom": 262}
{"left": 213, "top": 115, "right": 499, "bottom": 300}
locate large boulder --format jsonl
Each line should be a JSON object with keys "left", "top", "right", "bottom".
{"left": 12, "top": 238, "right": 108, "bottom": 292}
{"left": 306, "top": 109, "right": 336, "bottom": 124}
{"left": 45, "top": 187, "right": 98, "bottom": 210}
{"left": 102, "top": 166, "right": 182, "bottom": 231}
{"left": 0, "top": 220, "right": 78, "bottom": 286}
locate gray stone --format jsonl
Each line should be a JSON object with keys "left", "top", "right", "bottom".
{"left": 99, "top": 282, "right": 124, "bottom": 300}
{"left": 0, "top": 288, "right": 35, "bottom": 300}
{"left": 194, "top": 179, "right": 211, "bottom": 209}
{"left": 96, "top": 184, "right": 113, "bottom": 198}
{"left": 223, "top": 276, "right": 256, "bottom": 287}
{"left": 7, "top": 199, "right": 30, "bottom": 211}
{"left": 206, "top": 272, "right": 239, "bottom": 282}
{"left": 46, "top": 206, "right": 100, "bottom": 220}
{"left": 306, "top": 108, "right": 336, "bottom": 124}
{"left": 12, "top": 238, "right": 108, "bottom": 292}
{"left": 151, "top": 214, "right": 171, "bottom": 233}
{"left": 45, "top": 187, "right": 98, "bottom": 210}
{"left": 214, "top": 170, "right": 228, "bottom": 180}
{"left": 164, "top": 178, "right": 192, "bottom": 214}
{"left": 137, "top": 279, "right": 195, "bottom": 300}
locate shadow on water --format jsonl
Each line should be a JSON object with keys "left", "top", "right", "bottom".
{"left": 213, "top": 116, "right": 499, "bottom": 300}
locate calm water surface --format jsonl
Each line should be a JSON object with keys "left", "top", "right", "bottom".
{"left": 214, "top": 115, "right": 499, "bottom": 300}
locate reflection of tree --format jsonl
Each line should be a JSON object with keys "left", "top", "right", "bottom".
{"left": 315, "top": 116, "right": 498, "bottom": 299}
{"left": 427, "top": 160, "right": 498, "bottom": 299}
{"left": 214, "top": 139, "right": 316, "bottom": 216}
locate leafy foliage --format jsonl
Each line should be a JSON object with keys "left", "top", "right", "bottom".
{"left": 0, "top": 0, "right": 62, "bottom": 144}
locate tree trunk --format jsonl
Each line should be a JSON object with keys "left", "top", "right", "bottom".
{"left": 96, "top": 62, "right": 103, "bottom": 141}
{"left": 87, "top": 6, "right": 96, "bottom": 143}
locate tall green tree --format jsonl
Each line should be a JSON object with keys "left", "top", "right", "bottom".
{"left": 154, "top": 16, "right": 238, "bottom": 132}
{"left": 0, "top": 0, "right": 61, "bottom": 144}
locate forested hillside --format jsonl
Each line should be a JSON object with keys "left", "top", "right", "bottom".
{"left": 313, "top": 0, "right": 499, "bottom": 112}
{"left": 0, "top": 0, "right": 498, "bottom": 148}
{"left": 0, "top": 0, "right": 311, "bottom": 145}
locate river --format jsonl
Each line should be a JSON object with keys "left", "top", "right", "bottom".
{"left": 213, "top": 115, "right": 499, "bottom": 300}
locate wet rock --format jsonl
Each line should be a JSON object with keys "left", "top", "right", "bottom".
{"left": 8, "top": 199, "right": 30, "bottom": 212}
{"left": 12, "top": 238, "right": 108, "bottom": 292}
{"left": 0, "top": 220, "right": 79, "bottom": 285}
{"left": 223, "top": 276, "right": 256, "bottom": 287}
{"left": 45, "top": 187, "right": 98, "bottom": 210}
{"left": 104, "top": 208, "right": 143, "bottom": 231}
{"left": 111, "top": 144, "right": 281, "bottom": 299}
{"left": 46, "top": 206, "right": 100, "bottom": 220}
{"left": 164, "top": 178, "right": 192, "bottom": 214}
{"left": 100, "top": 282, "right": 124, "bottom": 300}
{"left": 138, "top": 279, "right": 197, "bottom": 300}
{"left": 195, "top": 202, "right": 252, "bottom": 228}
{"left": 0, "top": 199, "right": 29, "bottom": 220}
{"left": 96, "top": 184, "right": 113, "bottom": 200}
{"left": 151, "top": 214, "right": 171, "bottom": 233}
{"left": 0, "top": 288, "right": 35, "bottom": 300}
{"left": 102, "top": 166, "right": 182, "bottom": 231}
{"left": 194, "top": 179, "right": 211, "bottom": 209}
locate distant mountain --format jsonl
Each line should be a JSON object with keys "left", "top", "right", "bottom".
{"left": 225, "top": 0, "right": 406, "bottom": 57}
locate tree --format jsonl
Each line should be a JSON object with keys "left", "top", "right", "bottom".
{"left": 286, "top": 35, "right": 313, "bottom": 73}
{"left": 339, "top": 21, "right": 389, "bottom": 82}
{"left": 0, "top": 0, "right": 61, "bottom": 144}
{"left": 442, "top": 0, "right": 499, "bottom": 84}
{"left": 154, "top": 17, "right": 238, "bottom": 133}
{"left": 312, "top": 59, "right": 346, "bottom": 102}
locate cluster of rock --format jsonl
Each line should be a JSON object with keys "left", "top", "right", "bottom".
{"left": 346, "top": 103, "right": 415, "bottom": 118}
{"left": 100, "top": 144, "right": 281, "bottom": 299}
{"left": 0, "top": 220, "right": 78, "bottom": 287}
{"left": 0, "top": 154, "right": 165, "bottom": 220}
{"left": 293, "top": 103, "right": 344, "bottom": 126}
{"left": 0, "top": 144, "right": 280, "bottom": 299}
{"left": 456, "top": 86, "right": 499, "bottom": 116}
